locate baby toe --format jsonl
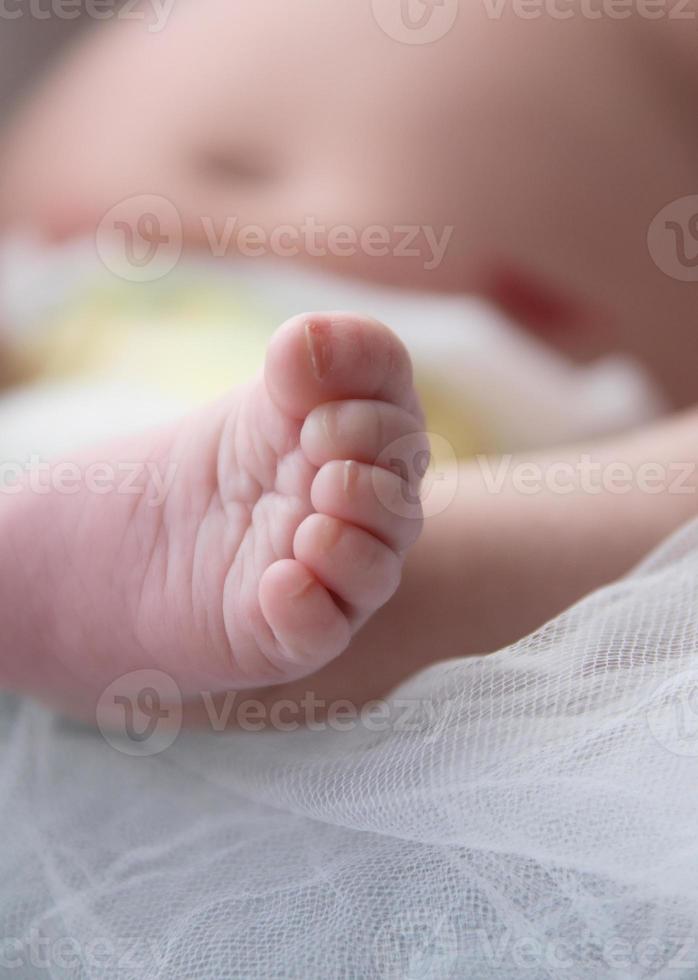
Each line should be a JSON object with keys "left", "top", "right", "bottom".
{"left": 293, "top": 514, "right": 402, "bottom": 615}
{"left": 300, "top": 399, "right": 428, "bottom": 472}
{"left": 258, "top": 559, "right": 351, "bottom": 673}
{"left": 264, "top": 312, "right": 414, "bottom": 420}
{"left": 311, "top": 460, "right": 423, "bottom": 554}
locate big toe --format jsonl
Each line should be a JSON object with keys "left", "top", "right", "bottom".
{"left": 264, "top": 312, "right": 415, "bottom": 420}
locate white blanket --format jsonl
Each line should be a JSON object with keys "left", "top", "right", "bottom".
{"left": 1, "top": 519, "right": 698, "bottom": 978}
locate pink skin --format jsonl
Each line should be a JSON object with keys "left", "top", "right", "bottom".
{"left": 0, "top": 313, "right": 426, "bottom": 719}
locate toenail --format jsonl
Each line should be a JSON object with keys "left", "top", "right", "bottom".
{"left": 288, "top": 573, "right": 317, "bottom": 601}
{"left": 320, "top": 406, "right": 338, "bottom": 445}
{"left": 305, "top": 321, "right": 333, "bottom": 381}
{"left": 317, "top": 516, "right": 343, "bottom": 551}
{"left": 343, "top": 460, "right": 360, "bottom": 495}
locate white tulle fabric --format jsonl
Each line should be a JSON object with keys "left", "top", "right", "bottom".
{"left": 3, "top": 520, "right": 698, "bottom": 979}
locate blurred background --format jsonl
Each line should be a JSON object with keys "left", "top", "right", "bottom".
{"left": 1, "top": 0, "right": 696, "bottom": 462}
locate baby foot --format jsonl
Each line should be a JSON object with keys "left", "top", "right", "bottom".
{"left": 0, "top": 313, "right": 427, "bottom": 715}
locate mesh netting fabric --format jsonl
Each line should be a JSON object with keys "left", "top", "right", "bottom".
{"left": 3, "top": 520, "right": 698, "bottom": 978}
